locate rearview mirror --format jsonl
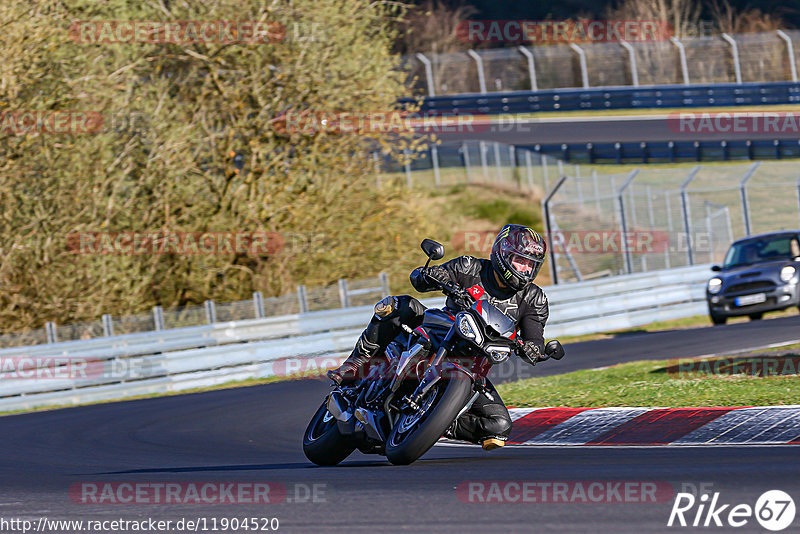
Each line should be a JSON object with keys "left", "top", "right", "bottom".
{"left": 544, "top": 340, "right": 565, "bottom": 360}
{"left": 710, "top": 265, "right": 721, "bottom": 272}
{"left": 421, "top": 239, "right": 444, "bottom": 261}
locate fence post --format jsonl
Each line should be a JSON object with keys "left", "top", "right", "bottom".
{"left": 462, "top": 142, "right": 472, "bottom": 183}
{"left": 619, "top": 40, "right": 639, "bottom": 86}
{"left": 493, "top": 142, "right": 503, "bottom": 182}
{"left": 297, "top": 285, "right": 309, "bottom": 314}
{"left": 542, "top": 154, "right": 549, "bottom": 191}
{"left": 680, "top": 166, "right": 702, "bottom": 265}
{"left": 705, "top": 201, "right": 714, "bottom": 263}
{"left": 509, "top": 145, "right": 517, "bottom": 188}
{"left": 739, "top": 162, "right": 761, "bottom": 236}
{"left": 670, "top": 37, "right": 690, "bottom": 85}
{"left": 253, "top": 291, "right": 265, "bottom": 319}
{"left": 517, "top": 46, "right": 538, "bottom": 91}
{"left": 379, "top": 272, "right": 390, "bottom": 297}
{"left": 431, "top": 145, "right": 441, "bottom": 186}
{"left": 797, "top": 177, "right": 800, "bottom": 228}
{"left": 415, "top": 53, "right": 436, "bottom": 96}
{"left": 568, "top": 43, "right": 589, "bottom": 88}
{"left": 153, "top": 306, "right": 165, "bottom": 330}
{"left": 338, "top": 279, "right": 350, "bottom": 308}
{"left": 542, "top": 176, "right": 568, "bottom": 284}
{"left": 721, "top": 33, "right": 743, "bottom": 84}
{"left": 203, "top": 300, "right": 216, "bottom": 325}
{"left": 467, "top": 50, "right": 487, "bottom": 94}
{"left": 101, "top": 314, "right": 114, "bottom": 337}
{"left": 45, "top": 322, "right": 57, "bottom": 344}
{"left": 479, "top": 141, "right": 489, "bottom": 181}
{"left": 524, "top": 150, "right": 534, "bottom": 191}
{"left": 618, "top": 170, "right": 640, "bottom": 274}
{"left": 777, "top": 30, "right": 798, "bottom": 82}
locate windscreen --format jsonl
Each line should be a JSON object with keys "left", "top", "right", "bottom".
{"left": 723, "top": 236, "right": 800, "bottom": 268}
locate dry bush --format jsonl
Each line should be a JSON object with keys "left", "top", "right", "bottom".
{"left": 0, "top": 0, "right": 435, "bottom": 332}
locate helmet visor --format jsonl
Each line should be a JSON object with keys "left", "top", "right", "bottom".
{"left": 509, "top": 252, "right": 542, "bottom": 281}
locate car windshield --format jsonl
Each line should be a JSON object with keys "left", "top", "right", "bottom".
{"left": 723, "top": 236, "right": 800, "bottom": 268}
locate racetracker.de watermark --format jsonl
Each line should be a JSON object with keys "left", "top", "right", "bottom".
{"left": 457, "top": 481, "right": 674, "bottom": 503}
{"left": 456, "top": 20, "right": 672, "bottom": 43}
{"left": 69, "top": 20, "right": 284, "bottom": 44}
{"left": 453, "top": 230, "right": 709, "bottom": 255}
{"left": 668, "top": 112, "right": 800, "bottom": 135}
{"left": 666, "top": 356, "right": 800, "bottom": 378}
{"left": 271, "top": 110, "right": 492, "bottom": 135}
{"left": 69, "top": 482, "right": 327, "bottom": 504}
{"left": 0, "top": 111, "right": 103, "bottom": 135}
{"left": 0, "top": 356, "right": 150, "bottom": 380}
{"left": 67, "top": 232, "right": 286, "bottom": 256}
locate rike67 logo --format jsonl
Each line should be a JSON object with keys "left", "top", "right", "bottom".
{"left": 668, "top": 490, "right": 796, "bottom": 531}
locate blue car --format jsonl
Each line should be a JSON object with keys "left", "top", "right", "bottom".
{"left": 706, "top": 231, "right": 800, "bottom": 325}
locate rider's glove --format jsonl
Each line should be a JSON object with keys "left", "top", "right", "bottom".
{"left": 519, "top": 341, "right": 544, "bottom": 366}
{"left": 424, "top": 265, "right": 449, "bottom": 286}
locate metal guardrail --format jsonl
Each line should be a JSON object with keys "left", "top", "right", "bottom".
{"left": 0, "top": 265, "right": 714, "bottom": 412}
{"left": 401, "top": 81, "right": 800, "bottom": 115}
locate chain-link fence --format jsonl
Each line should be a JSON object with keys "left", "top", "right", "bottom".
{"left": 406, "top": 30, "right": 800, "bottom": 95}
{"left": 547, "top": 161, "right": 800, "bottom": 283}
{"left": 375, "top": 142, "right": 800, "bottom": 284}
{"left": 0, "top": 274, "right": 390, "bottom": 349}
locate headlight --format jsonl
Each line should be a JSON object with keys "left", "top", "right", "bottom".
{"left": 780, "top": 265, "right": 797, "bottom": 283}
{"left": 457, "top": 314, "right": 483, "bottom": 345}
{"left": 708, "top": 277, "right": 723, "bottom": 294}
{"left": 486, "top": 345, "right": 511, "bottom": 364}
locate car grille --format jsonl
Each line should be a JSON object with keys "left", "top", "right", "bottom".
{"left": 725, "top": 281, "right": 775, "bottom": 294}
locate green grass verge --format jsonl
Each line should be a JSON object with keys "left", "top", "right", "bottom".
{"left": 556, "top": 307, "right": 800, "bottom": 344}
{"left": 498, "top": 344, "right": 800, "bottom": 408}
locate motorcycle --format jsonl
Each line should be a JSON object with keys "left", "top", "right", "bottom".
{"left": 302, "top": 239, "right": 564, "bottom": 466}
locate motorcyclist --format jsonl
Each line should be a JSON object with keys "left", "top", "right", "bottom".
{"left": 327, "top": 224, "right": 559, "bottom": 450}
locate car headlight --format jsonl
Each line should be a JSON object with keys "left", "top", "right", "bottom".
{"left": 780, "top": 265, "right": 797, "bottom": 283}
{"left": 457, "top": 313, "right": 483, "bottom": 345}
{"left": 708, "top": 277, "right": 723, "bottom": 294}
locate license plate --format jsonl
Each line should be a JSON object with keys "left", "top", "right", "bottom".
{"left": 735, "top": 293, "right": 767, "bottom": 306}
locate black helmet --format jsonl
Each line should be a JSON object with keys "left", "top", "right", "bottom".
{"left": 490, "top": 224, "right": 546, "bottom": 291}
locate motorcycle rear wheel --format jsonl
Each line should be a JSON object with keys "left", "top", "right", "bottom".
{"left": 385, "top": 374, "right": 472, "bottom": 465}
{"left": 303, "top": 401, "right": 356, "bottom": 466}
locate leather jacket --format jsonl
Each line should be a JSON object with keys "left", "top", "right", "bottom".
{"left": 410, "top": 255, "right": 549, "bottom": 353}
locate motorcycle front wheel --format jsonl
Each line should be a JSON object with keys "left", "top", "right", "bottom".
{"left": 385, "top": 374, "right": 472, "bottom": 465}
{"left": 303, "top": 400, "right": 356, "bottom": 466}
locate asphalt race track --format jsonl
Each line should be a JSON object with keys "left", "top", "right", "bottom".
{"left": 1, "top": 315, "right": 799, "bottom": 533}
{"left": 424, "top": 114, "right": 800, "bottom": 145}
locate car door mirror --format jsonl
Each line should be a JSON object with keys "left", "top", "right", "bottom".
{"left": 421, "top": 239, "right": 444, "bottom": 261}
{"left": 711, "top": 265, "right": 721, "bottom": 272}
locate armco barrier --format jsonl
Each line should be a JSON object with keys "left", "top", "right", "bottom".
{"left": 0, "top": 265, "right": 714, "bottom": 412}
{"left": 402, "top": 81, "right": 800, "bottom": 115}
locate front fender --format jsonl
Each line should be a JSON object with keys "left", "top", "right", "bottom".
{"left": 412, "top": 361, "right": 474, "bottom": 405}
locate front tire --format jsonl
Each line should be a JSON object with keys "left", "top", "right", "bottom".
{"left": 385, "top": 374, "right": 472, "bottom": 465}
{"left": 303, "top": 401, "right": 355, "bottom": 466}
{"left": 710, "top": 312, "right": 727, "bottom": 325}
{"left": 749, "top": 313, "right": 763, "bottom": 321}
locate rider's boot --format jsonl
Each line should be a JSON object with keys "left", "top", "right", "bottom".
{"left": 481, "top": 436, "right": 506, "bottom": 451}
{"left": 327, "top": 333, "right": 381, "bottom": 386}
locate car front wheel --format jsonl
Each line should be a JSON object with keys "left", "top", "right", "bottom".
{"left": 709, "top": 312, "right": 726, "bottom": 325}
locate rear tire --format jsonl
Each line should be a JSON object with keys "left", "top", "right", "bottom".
{"left": 385, "top": 374, "right": 472, "bottom": 465}
{"left": 749, "top": 313, "right": 763, "bottom": 321}
{"left": 303, "top": 401, "right": 355, "bottom": 466}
